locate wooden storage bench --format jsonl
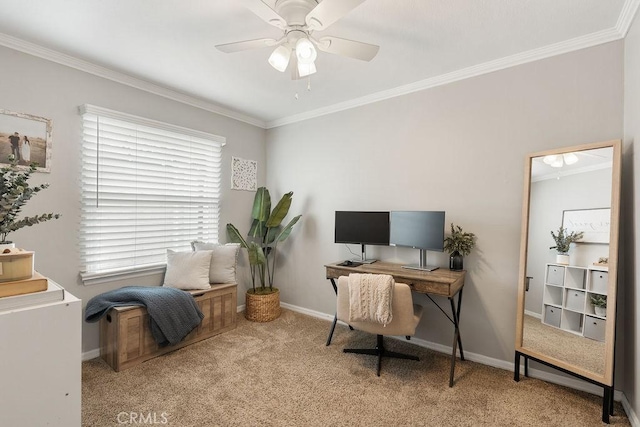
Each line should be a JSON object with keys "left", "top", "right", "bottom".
{"left": 100, "top": 283, "right": 237, "bottom": 371}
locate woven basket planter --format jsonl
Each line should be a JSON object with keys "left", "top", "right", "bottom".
{"left": 245, "top": 288, "right": 281, "bottom": 322}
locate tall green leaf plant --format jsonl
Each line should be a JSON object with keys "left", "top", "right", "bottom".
{"left": 227, "top": 187, "right": 301, "bottom": 294}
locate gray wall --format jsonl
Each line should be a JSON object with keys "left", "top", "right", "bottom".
{"left": 0, "top": 46, "right": 267, "bottom": 353}
{"left": 623, "top": 8, "right": 640, "bottom": 421}
{"left": 266, "top": 42, "right": 624, "bottom": 365}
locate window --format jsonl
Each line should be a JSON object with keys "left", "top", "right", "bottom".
{"left": 79, "top": 105, "right": 225, "bottom": 283}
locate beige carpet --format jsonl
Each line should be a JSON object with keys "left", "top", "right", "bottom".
{"left": 523, "top": 314, "right": 605, "bottom": 375}
{"left": 82, "top": 309, "right": 630, "bottom": 426}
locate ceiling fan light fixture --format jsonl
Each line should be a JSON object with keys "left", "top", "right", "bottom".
{"left": 268, "top": 45, "right": 291, "bottom": 72}
{"left": 295, "top": 37, "right": 317, "bottom": 64}
{"left": 297, "top": 61, "right": 317, "bottom": 77}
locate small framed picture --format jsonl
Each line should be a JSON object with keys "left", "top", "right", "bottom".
{"left": 0, "top": 109, "right": 52, "bottom": 172}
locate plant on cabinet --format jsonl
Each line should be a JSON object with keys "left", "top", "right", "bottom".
{"left": 550, "top": 227, "right": 583, "bottom": 265}
{"left": 0, "top": 155, "right": 60, "bottom": 247}
{"left": 590, "top": 294, "right": 607, "bottom": 317}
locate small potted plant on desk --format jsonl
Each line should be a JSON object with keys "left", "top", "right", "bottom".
{"left": 590, "top": 295, "right": 607, "bottom": 317}
{"left": 227, "top": 187, "right": 301, "bottom": 322}
{"left": 550, "top": 227, "right": 583, "bottom": 265}
{"left": 443, "top": 223, "right": 476, "bottom": 271}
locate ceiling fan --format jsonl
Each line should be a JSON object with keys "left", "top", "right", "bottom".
{"left": 215, "top": 0, "right": 379, "bottom": 79}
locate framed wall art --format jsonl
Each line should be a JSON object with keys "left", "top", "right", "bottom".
{"left": 0, "top": 109, "right": 52, "bottom": 173}
{"left": 231, "top": 156, "right": 257, "bottom": 191}
{"left": 562, "top": 208, "right": 611, "bottom": 244}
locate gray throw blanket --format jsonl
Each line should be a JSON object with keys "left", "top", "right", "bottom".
{"left": 85, "top": 286, "right": 204, "bottom": 347}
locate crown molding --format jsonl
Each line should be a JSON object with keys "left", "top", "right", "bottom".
{"left": 616, "top": 0, "right": 640, "bottom": 37}
{"left": 0, "top": 33, "right": 267, "bottom": 129}
{"left": 2, "top": 0, "right": 638, "bottom": 132}
{"left": 266, "top": 26, "right": 624, "bottom": 128}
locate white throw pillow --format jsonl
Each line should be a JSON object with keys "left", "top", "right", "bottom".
{"left": 191, "top": 241, "right": 240, "bottom": 284}
{"left": 163, "top": 249, "right": 213, "bottom": 290}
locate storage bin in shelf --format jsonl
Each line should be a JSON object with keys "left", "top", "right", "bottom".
{"left": 588, "top": 269, "right": 608, "bottom": 294}
{"left": 546, "top": 265, "right": 565, "bottom": 286}
{"left": 564, "top": 288, "right": 586, "bottom": 312}
{"left": 583, "top": 315, "right": 606, "bottom": 342}
{"left": 543, "top": 305, "right": 561, "bottom": 328}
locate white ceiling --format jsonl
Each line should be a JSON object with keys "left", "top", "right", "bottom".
{"left": 0, "top": 0, "right": 638, "bottom": 128}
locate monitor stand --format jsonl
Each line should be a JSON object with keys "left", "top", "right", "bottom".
{"left": 402, "top": 249, "right": 439, "bottom": 271}
{"left": 358, "top": 244, "right": 377, "bottom": 264}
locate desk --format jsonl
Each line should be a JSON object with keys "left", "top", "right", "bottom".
{"left": 325, "top": 261, "right": 466, "bottom": 387}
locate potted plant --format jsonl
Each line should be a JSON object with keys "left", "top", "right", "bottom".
{"left": 550, "top": 227, "right": 583, "bottom": 265}
{"left": 443, "top": 223, "right": 476, "bottom": 271}
{"left": 227, "top": 187, "right": 301, "bottom": 322}
{"left": 590, "top": 294, "right": 607, "bottom": 317}
{"left": 0, "top": 155, "right": 60, "bottom": 248}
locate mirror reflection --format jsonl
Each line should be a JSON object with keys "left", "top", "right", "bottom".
{"left": 522, "top": 146, "right": 613, "bottom": 376}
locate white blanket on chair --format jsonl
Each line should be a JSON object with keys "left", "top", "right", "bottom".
{"left": 348, "top": 273, "right": 394, "bottom": 326}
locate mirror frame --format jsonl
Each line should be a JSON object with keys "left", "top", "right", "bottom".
{"left": 515, "top": 139, "right": 621, "bottom": 386}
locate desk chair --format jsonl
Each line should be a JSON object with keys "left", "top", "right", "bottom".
{"left": 336, "top": 276, "right": 424, "bottom": 376}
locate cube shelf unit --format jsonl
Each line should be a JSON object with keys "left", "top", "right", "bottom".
{"left": 541, "top": 263, "right": 608, "bottom": 342}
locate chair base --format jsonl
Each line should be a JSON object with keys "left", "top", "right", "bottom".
{"left": 344, "top": 334, "right": 419, "bottom": 376}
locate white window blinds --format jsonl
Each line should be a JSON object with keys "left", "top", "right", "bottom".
{"left": 79, "top": 105, "right": 225, "bottom": 278}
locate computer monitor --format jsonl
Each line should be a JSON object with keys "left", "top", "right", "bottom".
{"left": 334, "top": 211, "right": 390, "bottom": 263}
{"left": 390, "top": 211, "right": 445, "bottom": 271}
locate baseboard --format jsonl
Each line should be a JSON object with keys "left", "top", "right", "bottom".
{"left": 621, "top": 393, "right": 640, "bottom": 427}
{"left": 82, "top": 348, "right": 101, "bottom": 362}
{"left": 524, "top": 309, "right": 542, "bottom": 319}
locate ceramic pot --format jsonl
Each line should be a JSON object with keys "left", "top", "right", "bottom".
{"left": 556, "top": 253, "right": 570, "bottom": 265}
{"left": 449, "top": 251, "right": 464, "bottom": 271}
{"left": 594, "top": 306, "right": 606, "bottom": 317}
{"left": 0, "top": 242, "right": 16, "bottom": 252}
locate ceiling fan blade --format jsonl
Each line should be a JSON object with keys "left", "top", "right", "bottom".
{"left": 243, "top": 0, "right": 287, "bottom": 29}
{"left": 216, "top": 38, "right": 279, "bottom": 53}
{"left": 316, "top": 36, "right": 379, "bottom": 61}
{"left": 305, "top": 0, "right": 367, "bottom": 31}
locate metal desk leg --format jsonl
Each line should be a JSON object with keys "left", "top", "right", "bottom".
{"left": 326, "top": 314, "right": 338, "bottom": 346}
{"left": 514, "top": 351, "right": 521, "bottom": 382}
{"left": 455, "top": 289, "right": 465, "bottom": 360}
{"left": 325, "top": 278, "right": 339, "bottom": 346}
{"left": 325, "top": 278, "right": 353, "bottom": 346}
{"left": 448, "top": 290, "right": 464, "bottom": 387}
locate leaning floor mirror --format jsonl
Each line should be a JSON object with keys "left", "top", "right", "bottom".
{"left": 514, "top": 139, "right": 621, "bottom": 423}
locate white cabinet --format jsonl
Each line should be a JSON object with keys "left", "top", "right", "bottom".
{"left": 541, "top": 263, "right": 608, "bottom": 342}
{"left": 0, "top": 282, "right": 81, "bottom": 426}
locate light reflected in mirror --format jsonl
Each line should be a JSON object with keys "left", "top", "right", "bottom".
{"left": 522, "top": 146, "right": 613, "bottom": 377}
